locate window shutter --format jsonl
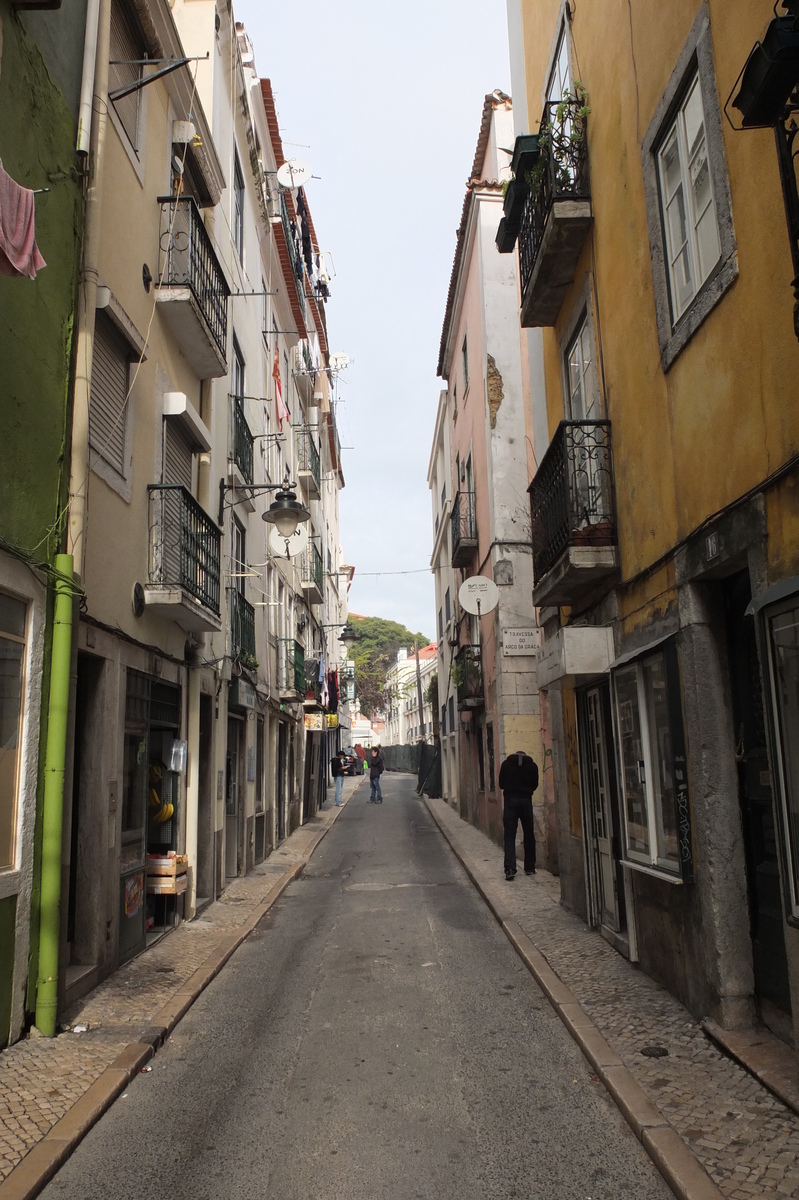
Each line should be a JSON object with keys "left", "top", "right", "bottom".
{"left": 164, "top": 420, "right": 194, "bottom": 491}
{"left": 109, "top": 0, "right": 143, "bottom": 150}
{"left": 90, "top": 311, "right": 129, "bottom": 475}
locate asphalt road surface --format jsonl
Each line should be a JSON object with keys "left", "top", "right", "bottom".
{"left": 42, "top": 774, "right": 671, "bottom": 1200}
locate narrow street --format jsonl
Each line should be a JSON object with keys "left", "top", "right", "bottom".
{"left": 39, "top": 775, "right": 669, "bottom": 1200}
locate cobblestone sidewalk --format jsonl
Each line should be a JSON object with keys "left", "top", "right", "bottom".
{"left": 0, "top": 779, "right": 361, "bottom": 1186}
{"left": 426, "top": 796, "right": 799, "bottom": 1200}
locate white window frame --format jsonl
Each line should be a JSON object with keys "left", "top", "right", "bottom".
{"left": 656, "top": 74, "right": 720, "bottom": 325}
{"left": 641, "top": 5, "right": 737, "bottom": 370}
{"left": 612, "top": 645, "right": 685, "bottom": 880}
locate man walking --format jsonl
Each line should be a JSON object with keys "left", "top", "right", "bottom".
{"left": 331, "top": 750, "right": 345, "bottom": 807}
{"left": 368, "top": 746, "right": 385, "bottom": 804}
{"left": 498, "top": 749, "right": 538, "bottom": 881}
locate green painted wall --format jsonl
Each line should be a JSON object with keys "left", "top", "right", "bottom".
{"left": 0, "top": 0, "right": 83, "bottom": 557}
{"left": 0, "top": 0, "right": 84, "bottom": 1039}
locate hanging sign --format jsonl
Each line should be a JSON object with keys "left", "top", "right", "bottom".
{"left": 327, "top": 714, "right": 338, "bottom": 729}
{"left": 304, "top": 712, "right": 324, "bottom": 731}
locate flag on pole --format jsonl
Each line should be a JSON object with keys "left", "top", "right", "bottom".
{"left": 273, "top": 348, "right": 289, "bottom": 431}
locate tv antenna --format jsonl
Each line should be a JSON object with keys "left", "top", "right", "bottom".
{"left": 329, "top": 352, "right": 350, "bottom": 371}
{"left": 269, "top": 524, "right": 309, "bottom": 560}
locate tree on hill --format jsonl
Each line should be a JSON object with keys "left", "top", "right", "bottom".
{"left": 347, "top": 615, "right": 431, "bottom": 718}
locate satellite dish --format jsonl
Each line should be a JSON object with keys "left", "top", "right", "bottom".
{"left": 269, "top": 523, "right": 309, "bottom": 559}
{"left": 276, "top": 159, "right": 312, "bottom": 189}
{"left": 459, "top": 576, "right": 499, "bottom": 616}
{"left": 329, "top": 352, "right": 350, "bottom": 371}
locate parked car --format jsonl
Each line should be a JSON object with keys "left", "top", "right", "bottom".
{"left": 340, "top": 748, "right": 364, "bottom": 776}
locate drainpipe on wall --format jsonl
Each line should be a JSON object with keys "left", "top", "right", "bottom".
{"left": 68, "top": 0, "right": 111, "bottom": 578}
{"left": 35, "top": 556, "right": 75, "bottom": 1037}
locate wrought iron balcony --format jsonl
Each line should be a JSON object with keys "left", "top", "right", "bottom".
{"left": 230, "top": 397, "right": 254, "bottom": 486}
{"left": 296, "top": 425, "right": 321, "bottom": 499}
{"left": 454, "top": 644, "right": 484, "bottom": 709}
{"left": 300, "top": 542, "right": 324, "bottom": 604}
{"left": 528, "top": 420, "right": 618, "bottom": 607}
{"left": 518, "top": 99, "right": 592, "bottom": 327}
{"left": 278, "top": 638, "right": 305, "bottom": 695}
{"left": 230, "top": 588, "right": 256, "bottom": 662}
{"left": 145, "top": 485, "right": 221, "bottom": 631}
{"left": 451, "top": 490, "right": 477, "bottom": 567}
{"left": 155, "top": 197, "right": 229, "bottom": 377}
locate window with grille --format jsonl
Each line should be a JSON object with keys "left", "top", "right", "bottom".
{"left": 89, "top": 311, "right": 131, "bottom": 476}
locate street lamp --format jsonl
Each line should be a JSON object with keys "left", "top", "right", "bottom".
{"left": 262, "top": 486, "right": 310, "bottom": 538}
{"left": 339, "top": 622, "right": 357, "bottom": 652}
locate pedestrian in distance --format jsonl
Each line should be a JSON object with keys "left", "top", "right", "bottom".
{"left": 498, "top": 748, "right": 539, "bottom": 880}
{"left": 368, "top": 745, "right": 385, "bottom": 804}
{"left": 331, "top": 750, "right": 345, "bottom": 807}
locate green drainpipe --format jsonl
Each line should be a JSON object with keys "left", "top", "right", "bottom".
{"left": 35, "top": 554, "right": 74, "bottom": 1037}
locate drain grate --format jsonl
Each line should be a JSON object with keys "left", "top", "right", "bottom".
{"left": 641, "top": 1045, "right": 669, "bottom": 1058}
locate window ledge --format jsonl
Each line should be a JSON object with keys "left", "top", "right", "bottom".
{"left": 622, "top": 859, "right": 684, "bottom": 884}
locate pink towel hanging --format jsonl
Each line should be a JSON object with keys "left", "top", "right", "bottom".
{"left": 0, "top": 162, "right": 46, "bottom": 279}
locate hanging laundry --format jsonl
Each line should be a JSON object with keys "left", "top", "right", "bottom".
{"left": 273, "top": 346, "right": 290, "bottom": 431}
{"left": 295, "top": 189, "right": 313, "bottom": 276}
{"left": 0, "top": 162, "right": 46, "bottom": 279}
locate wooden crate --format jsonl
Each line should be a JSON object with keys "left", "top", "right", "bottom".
{"left": 146, "top": 854, "right": 188, "bottom": 879}
{"left": 146, "top": 873, "right": 187, "bottom": 896}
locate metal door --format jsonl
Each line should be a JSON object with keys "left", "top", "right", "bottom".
{"left": 725, "top": 572, "right": 791, "bottom": 1018}
{"left": 579, "top": 684, "right": 625, "bottom": 935}
{"left": 225, "top": 715, "right": 243, "bottom": 878}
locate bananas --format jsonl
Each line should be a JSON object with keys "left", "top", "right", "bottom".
{"left": 153, "top": 801, "right": 174, "bottom": 825}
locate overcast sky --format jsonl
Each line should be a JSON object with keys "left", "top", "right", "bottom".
{"left": 236, "top": 0, "right": 511, "bottom": 639}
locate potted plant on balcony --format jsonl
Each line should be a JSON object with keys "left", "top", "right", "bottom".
{"left": 527, "top": 83, "right": 591, "bottom": 195}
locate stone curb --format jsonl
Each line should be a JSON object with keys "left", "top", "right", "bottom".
{"left": 0, "top": 799, "right": 349, "bottom": 1200}
{"left": 423, "top": 797, "right": 725, "bottom": 1200}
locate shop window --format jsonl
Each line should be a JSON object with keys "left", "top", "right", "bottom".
{"left": 0, "top": 595, "right": 26, "bottom": 870}
{"left": 766, "top": 603, "right": 799, "bottom": 919}
{"left": 612, "top": 641, "right": 692, "bottom": 879}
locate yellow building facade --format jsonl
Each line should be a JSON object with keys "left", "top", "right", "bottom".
{"left": 507, "top": 0, "right": 799, "bottom": 1049}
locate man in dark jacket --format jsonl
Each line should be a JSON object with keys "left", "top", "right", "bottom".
{"left": 368, "top": 746, "right": 385, "bottom": 804}
{"left": 331, "top": 750, "right": 345, "bottom": 806}
{"left": 498, "top": 749, "right": 539, "bottom": 880}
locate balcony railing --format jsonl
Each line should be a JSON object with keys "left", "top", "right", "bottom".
{"left": 231, "top": 588, "right": 256, "bottom": 661}
{"left": 300, "top": 542, "right": 324, "bottom": 600}
{"left": 231, "top": 397, "right": 254, "bottom": 485}
{"left": 518, "top": 99, "right": 592, "bottom": 326}
{"left": 451, "top": 490, "right": 477, "bottom": 567}
{"left": 279, "top": 192, "right": 307, "bottom": 321}
{"left": 147, "top": 485, "right": 221, "bottom": 615}
{"left": 529, "top": 420, "right": 616, "bottom": 582}
{"left": 296, "top": 425, "right": 321, "bottom": 497}
{"left": 278, "top": 638, "right": 305, "bottom": 693}
{"left": 454, "top": 644, "right": 484, "bottom": 709}
{"left": 157, "top": 197, "right": 229, "bottom": 361}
